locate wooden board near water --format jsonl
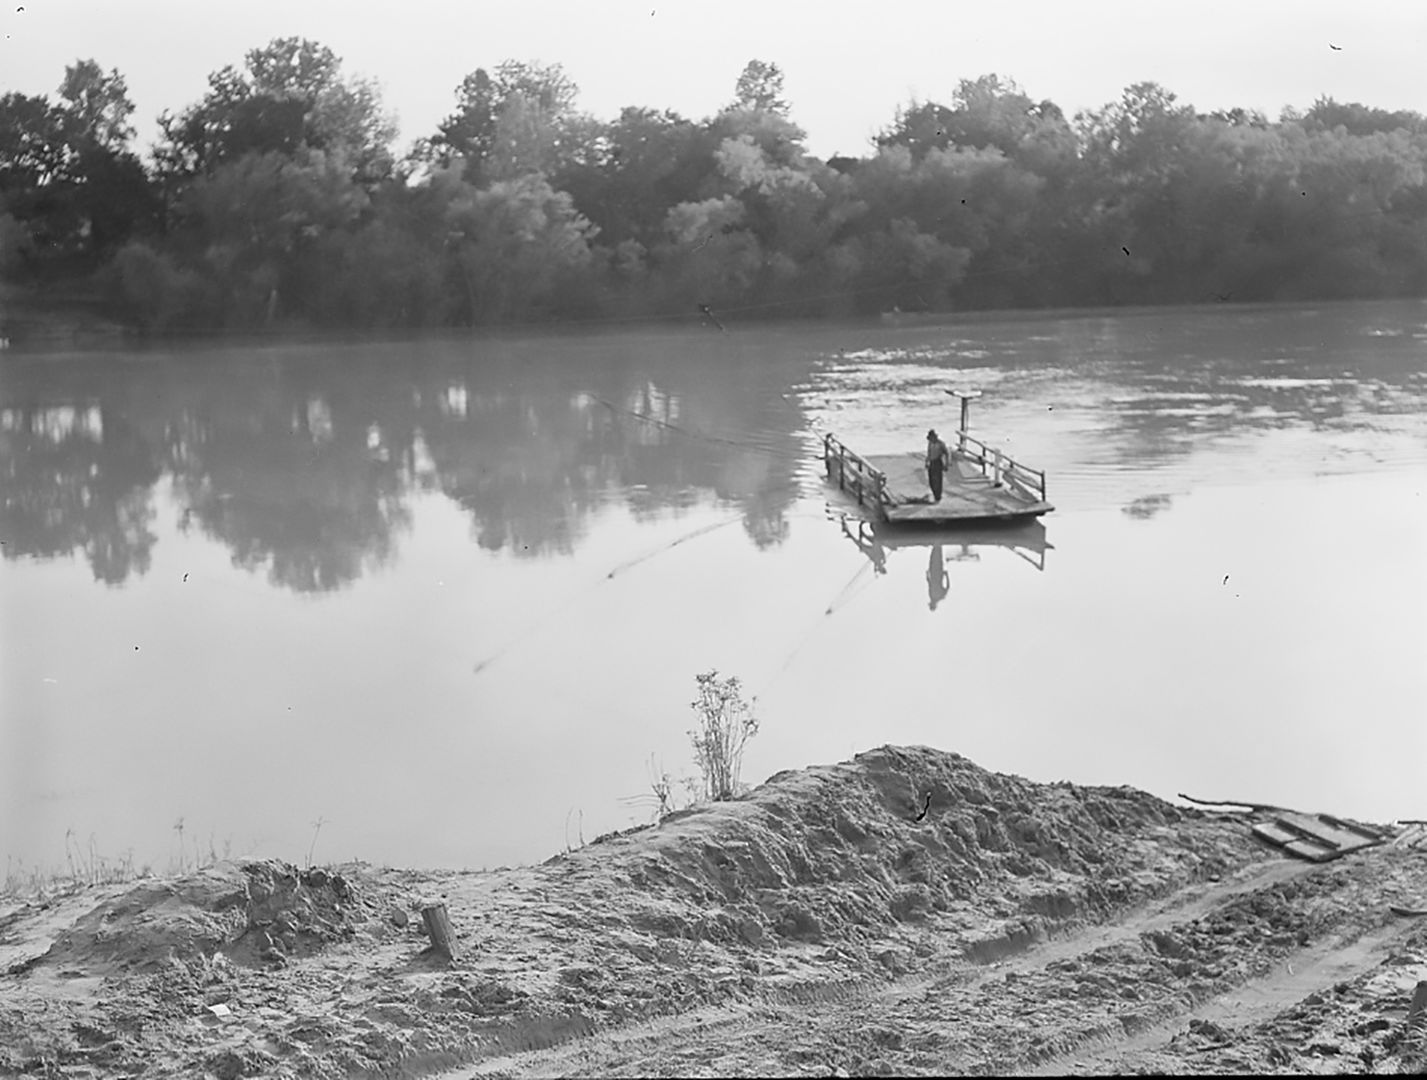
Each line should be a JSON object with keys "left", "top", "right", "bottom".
{"left": 863, "top": 451, "right": 1054, "bottom": 524}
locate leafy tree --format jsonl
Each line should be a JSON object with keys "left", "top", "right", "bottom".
{"left": 876, "top": 100, "right": 956, "bottom": 161}
{"left": 1201, "top": 106, "right": 1270, "bottom": 129}
{"left": 429, "top": 60, "right": 589, "bottom": 184}
{"left": 1302, "top": 97, "right": 1427, "bottom": 137}
{"left": 710, "top": 132, "right": 855, "bottom": 306}
{"left": 155, "top": 38, "right": 397, "bottom": 185}
{"left": 155, "top": 67, "right": 303, "bottom": 180}
{"left": 302, "top": 190, "right": 447, "bottom": 328}
{"left": 0, "top": 93, "right": 67, "bottom": 193}
{"left": 0, "top": 63, "right": 155, "bottom": 278}
{"left": 943, "top": 75, "right": 1038, "bottom": 155}
{"left": 1077, "top": 81, "right": 1196, "bottom": 183}
{"left": 104, "top": 241, "right": 200, "bottom": 331}
{"left": 711, "top": 104, "right": 808, "bottom": 170}
{"left": 56, "top": 60, "right": 136, "bottom": 151}
{"left": 1281, "top": 127, "right": 1427, "bottom": 297}
{"left": 172, "top": 147, "right": 372, "bottom": 324}
{"left": 0, "top": 93, "right": 66, "bottom": 274}
{"left": 652, "top": 194, "right": 763, "bottom": 306}
{"left": 438, "top": 169, "right": 598, "bottom": 323}
{"left": 556, "top": 107, "right": 722, "bottom": 249}
{"left": 878, "top": 77, "right": 1077, "bottom": 171}
{"left": 428, "top": 68, "right": 498, "bottom": 171}
{"left": 732, "top": 60, "right": 789, "bottom": 116}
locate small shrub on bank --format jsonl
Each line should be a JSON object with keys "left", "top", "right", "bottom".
{"left": 687, "top": 670, "right": 759, "bottom": 802}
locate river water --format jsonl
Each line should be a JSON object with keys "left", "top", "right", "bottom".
{"left": 3, "top": 301, "right": 1425, "bottom": 875}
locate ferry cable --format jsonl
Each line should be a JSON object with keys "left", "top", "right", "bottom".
{"left": 470, "top": 513, "right": 746, "bottom": 676}
{"left": 594, "top": 395, "right": 800, "bottom": 458}
{"left": 470, "top": 507, "right": 840, "bottom": 676}
{"left": 748, "top": 550, "right": 884, "bottom": 707}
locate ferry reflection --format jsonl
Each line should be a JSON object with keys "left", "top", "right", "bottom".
{"left": 838, "top": 515, "right": 1051, "bottom": 609}
{"left": 838, "top": 515, "right": 888, "bottom": 576}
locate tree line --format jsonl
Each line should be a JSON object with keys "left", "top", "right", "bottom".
{"left": 2, "top": 42, "right": 1424, "bottom": 333}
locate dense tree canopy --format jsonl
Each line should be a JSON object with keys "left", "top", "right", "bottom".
{"left": 0, "top": 61, "right": 157, "bottom": 278}
{"left": 152, "top": 37, "right": 397, "bottom": 186}
{"left": 2, "top": 41, "right": 1425, "bottom": 333}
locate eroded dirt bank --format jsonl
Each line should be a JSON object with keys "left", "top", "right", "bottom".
{"left": 2, "top": 745, "right": 1423, "bottom": 1077}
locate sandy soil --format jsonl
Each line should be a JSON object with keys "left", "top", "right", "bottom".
{"left": 2, "top": 745, "right": 1424, "bottom": 1078}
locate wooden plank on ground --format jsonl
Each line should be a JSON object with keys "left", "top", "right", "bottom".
{"left": 1251, "top": 813, "right": 1387, "bottom": 863}
{"left": 1317, "top": 814, "right": 1391, "bottom": 841}
{"left": 1252, "top": 822, "right": 1336, "bottom": 862}
{"left": 1277, "top": 813, "right": 1385, "bottom": 855}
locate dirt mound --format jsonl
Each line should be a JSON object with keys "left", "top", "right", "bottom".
{"left": 233, "top": 860, "right": 358, "bottom": 966}
{"left": 28, "top": 859, "right": 359, "bottom": 976}
{"left": 1, "top": 745, "right": 1288, "bottom": 1079}
{"left": 606, "top": 745, "right": 1252, "bottom": 961}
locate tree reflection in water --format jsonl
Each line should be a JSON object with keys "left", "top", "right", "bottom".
{"left": 0, "top": 402, "right": 160, "bottom": 585}
{"left": 0, "top": 334, "right": 814, "bottom": 591}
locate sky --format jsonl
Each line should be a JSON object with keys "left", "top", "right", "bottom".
{"left": 2, "top": 0, "right": 1425, "bottom": 160}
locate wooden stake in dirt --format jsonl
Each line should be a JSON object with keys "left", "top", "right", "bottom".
{"left": 421, "top": 903, "right": 457, "bottom": 960}
{"left": 1409, "top": 980, "right": 1427, "bottom": 1027}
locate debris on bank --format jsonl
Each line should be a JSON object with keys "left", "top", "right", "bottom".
{"left": 1179, "top": 793, "right": 1398, "bottom": 863}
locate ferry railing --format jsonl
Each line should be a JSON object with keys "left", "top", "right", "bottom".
{"left": 823, "top": 433, "right": 890, "bottom": 515}
{"left": 955, "top": 430, "right": 1048, "bottom": 503}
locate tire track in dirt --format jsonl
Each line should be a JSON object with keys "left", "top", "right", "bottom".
{"left": 1020, "top": 917, "right": 1415, "bottom": 1075}
{"left": 439, "top": 855, "right": 1322, "bottom": 1078}
{"left": 925, "top": 852, "right": 1418, "bottom": 1075}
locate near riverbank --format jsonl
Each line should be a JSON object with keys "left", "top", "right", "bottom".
{"left": 3, "top": 745, "right": 1425, "bottom": 1077}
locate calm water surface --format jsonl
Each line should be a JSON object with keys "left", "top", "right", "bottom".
{"left": 3, "top": 302, "right": 1425, "bottom": 874}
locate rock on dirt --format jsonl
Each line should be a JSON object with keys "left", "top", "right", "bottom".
{"left": 1, "top": 745, "right": 1423, "bottom": 1078}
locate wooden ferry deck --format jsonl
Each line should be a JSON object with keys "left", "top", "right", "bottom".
{"left": 862, "top": 451, "right": 1052, "bottom": 522}
{"left": 823, "top": 428, "right": 1053, "bottom": 525}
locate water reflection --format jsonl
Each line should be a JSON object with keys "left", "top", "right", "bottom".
{"left": 0, "top": 337, "right": 813, "bottom": 590}
{"left": 0, "top": 403, "right": 160, "bottom": 585}
{"left": 837, "top": 516, "right": 887, "bottom": 575}
{"left": 167, "top": 382, "right": 413, "bottom": 592}
{"left": 1122, "top": 493, "right": 1175, "bottom": 520}
{"left": 874, "top": 519, "right": 1052, "bottom": 574}
{"left": 927, "top": 547, "right": 950, "bottom": 610}
{"left": 836, "top": 514, "right": 1052, "bottom": 588}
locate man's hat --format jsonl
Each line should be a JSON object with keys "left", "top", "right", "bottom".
{"left": 927, "top": 429, "right": 937, "bottom": 439}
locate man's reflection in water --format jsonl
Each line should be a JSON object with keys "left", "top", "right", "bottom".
{"left": 839, "top": 516, "right": 887, "bottom": 575}
{"left": 927, "top": 545, "right": 950, "bottom": 610}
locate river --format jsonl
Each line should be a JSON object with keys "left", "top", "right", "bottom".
{"left": 3, "top": 300, "right": 1425, "bottom": 877}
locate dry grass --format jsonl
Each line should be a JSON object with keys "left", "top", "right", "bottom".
{"left": 2, "top": 825, "right": 237, "bottom": 902}
{"left": 619, "top": 754, "right": 704, "bottom": 826}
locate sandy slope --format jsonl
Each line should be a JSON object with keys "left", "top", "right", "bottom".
{"left": 2, "top": 745, "right": 1423, "bottom": 1078}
